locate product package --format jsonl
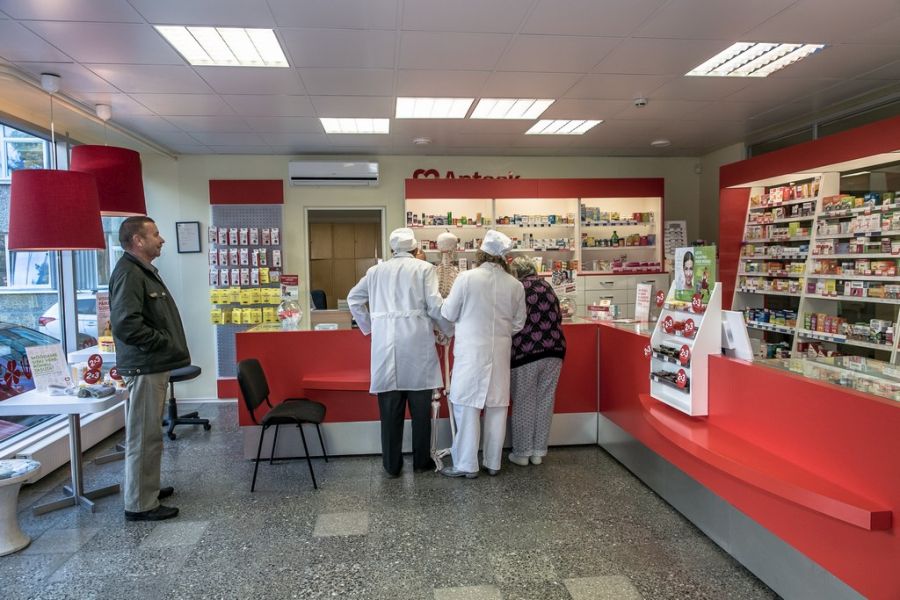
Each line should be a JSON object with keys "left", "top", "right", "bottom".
{"left": 260, "top": 267, "right": 270, "bottom": 284}
{"left": 239, "top": 228, "right": 249, "bottom": 246}
{"left": 219, "top": 268, "right": 230, "bottom": 287}
{"left": 208, "top": 249, "right": 218, "bottom": 266}
{"left": 240, "top": 268, "right": 250, "bottom": 286}
{"left": 258, "top": 249, "right": 267, "bottom": 266}
{"left": 249, "top": 228, "right": 259, "bottom": 245}
{"left": 251, "top": 268, "right": 260, "bottom": 286}
{"left": 231, "top": 269, "right": 240, "bottom": 287}
{"left": 239, "top": 248, "right": 249, "bottom": 266}
{"left": 229, "top": 248, "right": 239, "bottom": 266}
{"left": 209, "top": 268, "right": 219, "bottom": 287}
{"left": 208, "top": 226, "right": 218, "bottom": 244}
{"left": 218, "top": 249, "right": 228, "bottom": 266}
{"left": 228, "top": 227, "right": 239, "bottom": 246}
{"left": 251, "top": 249, "right": 259, "bottom": 267}
{"left": 271, "top": 228, "right": 280, "bottom": 245}
{"left": 262, "top": 228, "right": 271, "bottom": 245}
{"left": 272, "top": 249, "right": 282, "bottom": 267}
{"left": 217, "top": 227, "right": 228, "bottom": 246}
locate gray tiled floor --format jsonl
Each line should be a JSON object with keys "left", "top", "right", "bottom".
{"left": 5, "top": 402, "right": 779, "bottom": 599}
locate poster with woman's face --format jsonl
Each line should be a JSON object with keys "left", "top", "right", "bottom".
{"left": 674, "top": 246, "right": 716, "bottom": 302}
{"left": 674, "top": 247, "right": 694, "bottom": 292}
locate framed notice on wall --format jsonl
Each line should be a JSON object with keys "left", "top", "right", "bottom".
{"left": 663, "top": 220, "right": 687, "bottom": 259}
{"left": 176, "top": 221, "right": 202, "bottom": 253}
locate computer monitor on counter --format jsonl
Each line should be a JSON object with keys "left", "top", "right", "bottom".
{"left": 721, "top": 310, "right": 754, "bottom": 361}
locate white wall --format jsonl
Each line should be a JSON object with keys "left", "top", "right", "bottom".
{"left": 141, "top": 153, "right": 702, "bottom": 399}
{"left": 698, "top": 143, "right": 746, "bottom": 244}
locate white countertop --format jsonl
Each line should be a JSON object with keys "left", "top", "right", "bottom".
{"left": 67, "top": 345, "right": 117, "bottom": 365}
{"left": 0, "top": 387, "right": 126, "bottom": 416}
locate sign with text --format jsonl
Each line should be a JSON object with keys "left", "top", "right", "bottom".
{"left": 25, "top": 344, "right": 72, "bottom": 391}
{"left": 634, "top": 283, "right": 652, "bottom": 322}
{"left": 412, "top": 168, "right": 520, "bottom": 180}
{"left": 280, "top": 274, "right": 299, "bottom": 301}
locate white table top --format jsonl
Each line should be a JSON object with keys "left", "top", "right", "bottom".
{"left": 0, "top": 387, "right": 126, "bottom": 416}
{"left": 67, "top": 345, "right": 117, "bottom": 365}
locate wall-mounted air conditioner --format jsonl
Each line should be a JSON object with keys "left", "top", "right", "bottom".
{"left": 288, "top": 161, "right": 379, "bottom": 186}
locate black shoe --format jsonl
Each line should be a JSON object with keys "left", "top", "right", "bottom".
{"left": 384, "top": 469, "right": 401, "bottom": 479}
{"left": 414, "top": 459, "right": 436, "bottom": 473}
{"left": 158, "top": 486, "right": 174, "bottom": 500}
{"left": 125, "top": 505, "right": 179, "bottom": 521}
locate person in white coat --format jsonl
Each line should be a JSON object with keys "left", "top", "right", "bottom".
{"left": 440, "top": 230, "right": 526, "bottom": 478}
{"left": 347, "top": 228, "right": 449, "bottom": 477}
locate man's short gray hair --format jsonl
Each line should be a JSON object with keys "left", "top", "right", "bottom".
{"left": 510, "top": 256, "right": 537, "bottom": 279}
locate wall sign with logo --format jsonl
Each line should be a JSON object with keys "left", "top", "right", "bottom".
{"left": 412, "top": 168, "right": 520, "bottom": 179}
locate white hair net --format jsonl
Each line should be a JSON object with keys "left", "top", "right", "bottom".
{"left": 389, "top": 227, "right": 417, "bottom": 252}
{"left": 480, "top": 230, "right": 512, "bottom": 257}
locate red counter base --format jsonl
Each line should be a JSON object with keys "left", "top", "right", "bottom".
{"left": 599, "top": 323, "right": 899, "bottom": 600}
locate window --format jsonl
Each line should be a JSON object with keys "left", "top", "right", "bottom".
{"left": 0, "top": 125, "right": 48, "bottom": 181}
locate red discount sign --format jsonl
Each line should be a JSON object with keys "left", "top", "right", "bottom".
{"left": 683, "top": 318, "right": 696, "bottom": 338}
{"left": 676, "top": 369, "right": 688, "bottom": 389}
{"left": 663, "top": 315, "right": 675, "bottom": 334}
{"left": 691, "top": 293, "right": 704, "bottom": 313}
{"left": 109, "top": 366, "right": 122, "bottom": 381}
{"left": 87, "top": 354, "right": 103, "bottom": 370}
{"left": 655, "top": 290, "right": 665, "bottom": 307}
{"left": 643, "top": 344, "right": 652, "bottom": 358}
{"left": 83, "top": 369, "right": 101, "bottom": 384}
{"left": 679, "top": 345, "right": 691, "bottom": 366}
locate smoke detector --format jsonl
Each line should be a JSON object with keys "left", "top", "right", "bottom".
{"left": 650, "top": 138, "right": 671, "bottom": 148}
{"left": 413, "top": 137, "right": 432, "bottom": 145}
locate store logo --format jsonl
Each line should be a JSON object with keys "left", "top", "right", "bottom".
{"left": 412, "top": 168, "right": 520, "bottom": 179}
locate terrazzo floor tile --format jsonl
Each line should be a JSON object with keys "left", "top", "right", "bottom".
{"left": 433, "top": 584, "right": 504, "bottom": 600}
{"left": 139, "top": 519, "right": 209, "bottom": 548}
{"left": 22, "top": 526, "right": 100, "bottom": 554}
{"left": 313, "top": 510, "right": 370, "bottom": 536}
{"left": 564, "top": 575, "right": 644, "bottom": 599}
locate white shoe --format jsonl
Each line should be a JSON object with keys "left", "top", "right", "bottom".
{"left": 530, "top": 455, "right": 543, "bottom": 465}
{"left": 508, "top": 453, "right": 530, "bottom": 466}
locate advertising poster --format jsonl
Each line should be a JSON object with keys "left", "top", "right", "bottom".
{"left": 25, "top": 344, "right": 72, "bottom": 391}
{"left": 673, "top": 246, "right": 716, "bottom": 303}
{"left": 634, "top": 282, "right": 653, "bottom": 322}
{"left": 280, "top": 274, "right": 300, "bottom": 301}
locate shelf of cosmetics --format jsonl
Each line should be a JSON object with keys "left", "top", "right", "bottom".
{"left": 741, "top": 257, "right": 898, "bottom": 278}
{"left": 582, "top": 231, "right": 656, "bottom": 248}
{"left": 208, "top": 247, "right": 283, "bottom": 269}
{"left": 749, "top": 180, "right": 820, "bottom": 208}
{"left": 580, "top": 208, "right": 655, "bottom": 226}
{"left": 209, "top": 267, "right": 281, "bottom": 288}
{"left": 207, "top": 226, "right": 281, "bottom": 247}
{"left": 815, "top": 212, "right": 900, "bottom": 238}
{"left": 406, "top": 212, "right": 577, "bottom": 227}
{"left": 738, "top": 274, "right": 900, "bottom": 299}
{"left": 748, "top": 200, "right": 816, "bottom": 223}
{"left": 765, "top": 356, "right": 900, "bottom": 402}
{"left": 421, "top": 234, "right": 575, "bottom": 252}
{"left": 744, "top": 222, "right": 810, "bottom": 242}
{"left": 744, "top": 307, "right": 895, "bottom": 347}
{"left": 756, "top": 339, "right": 844, "bottom": 360}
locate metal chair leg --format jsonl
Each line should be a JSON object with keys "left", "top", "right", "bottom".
{"left": 298, "top": 424, "right": 318, "bottom": 490}
{"left": 315, "top": 423, "right": 328, "bottom": 462}
{"left": 251, "top": 426, "right": 266, "bottom": 492}
{"left": 269, "top": 424, "right": 280, "bottom": 465}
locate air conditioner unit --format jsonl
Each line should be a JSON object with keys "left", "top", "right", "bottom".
{"left": 288, "top": 161, "right": 379, "bottom": 186}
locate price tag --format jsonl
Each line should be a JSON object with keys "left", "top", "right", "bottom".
{"left": 676, "top": 369, "right": 688, "bottom": 389}
{"left": 83, "top": 369, "right": 101, "bottom": 384}
{"left": 679, "top": 344, "right": 691, "bottom": 366}
{"left": 691, "top": 293, "right": 705, "bottom": 313}
{"left": 643, "top": 345, "right": 652, "bottom": 358}
{"left": 655, "top": 290, "right": 665, "bottom": 307}
{"left": 87, "top": 354, "right": 103, "bottom": 370}
{"left": 663, "top": 315, "right": 675, "bottom": 334}
{"left": 683, "top": 318, "right": 696, "bottom": 338}
{"left": 109, "top": 366, "right": 122, "bottom": 381}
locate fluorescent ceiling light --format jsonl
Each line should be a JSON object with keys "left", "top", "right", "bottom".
{"left": 686, "top": 42, "right": 824, "bottom": 77}
{"left": 470, "top": 98, "right": 554, "bottom": 119}
{"left": 396, "top": 97, "right": 473, "bottom": 119}
{"left": 320, "top": 118, "right": 390, "bottom": 134}
{"left": 155, "top": 26, "right": 289, "bottom": 67}
{"left": 526, "top": 120, "right": 602, "bottom": 135}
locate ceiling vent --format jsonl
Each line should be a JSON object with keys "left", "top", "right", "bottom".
{"left": 288, "top": 161, "right": 379, "bottom": 186}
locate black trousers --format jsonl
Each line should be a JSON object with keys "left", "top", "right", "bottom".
{"left": 377, "top": 390, "right": 432, "bottom": 475}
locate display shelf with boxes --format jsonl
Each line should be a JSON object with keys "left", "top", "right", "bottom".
{"left": 649, "top": 281, "right": 722, "bottom": 416}
{"left": 580, "top": 196, "right": 661, "bottom": 275}
{"left": 760, "top": 355, "right": 900, "bottom": 403}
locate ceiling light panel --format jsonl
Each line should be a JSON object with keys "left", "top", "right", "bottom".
{"left": 526, "top": 120, "right": 601, "bottom": 135}
{"left": 470, "top": 98, "right": 554, "bottom": 119}
{"left": 320, "top": 118, "right": 390, "bottom": 134}
{"left": 686, "top": 42, "right": 824, "bottom": 77}
{"left": 396, "top": 97, "right": 473, "bottom": 118}
{"left": 155, "top": 26, "right": 289, "bottom": 67}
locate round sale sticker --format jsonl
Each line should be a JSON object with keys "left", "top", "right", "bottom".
{"left": 109, "top": 366, "right": 122, "bottom": 381}
{"left": 83, "top": 369, "right": 101, "bottom": 384}
{"left": 643, "top": 345, "right": 652, "bottom": 358}
{"left": 87, "top": 354, "right": 103, "bottom": 370}
{"left": 663, "top": 315, "right": 675, "bottom": 334}
{"left": 679, "top": 344, "right": 691, "bottom": 366}
{"left": 655, "top": 290, "right": 665, "bottom": 307}
{"left": 691, "top": 293, "right": 704, "bottom": 313}
{"left": 676, "top": 369, "right": 688, "bottom": 389}
{"left": 684, "top": 318, "right": 696, "bottom": 338}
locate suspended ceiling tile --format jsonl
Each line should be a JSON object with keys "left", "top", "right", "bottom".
{"left": 310, "top": 95, "right": 393, "bottom": 117}
{"left": 112, "top": 114, "right": 182, "bottom": 133}
{"left": 540, "top": 98, "right": 632, "bottom": 120}
{"left": 209, "top": 145, "right": 275, "bottom": 154}
{"left": 399, "top": 31, "right": 511, "bottom": 70}
{"left": 0, "top": 21, "right": 71, "bottom": 62}
{"left": 401, "top": 0, "right": 532, "bottom": 33}
{"left": 280, "top": 28, "right": 396, "bottom": 68}
{"left": 299, "top": 68, "right": 394, "bottom": 96}
{"left": 804, "top": 79, "right": 900, "bottom": 112}
{"left": 127, "top": 0, "right": 276, "bottom": 27}
{"left": 268, "top": 0, "right": 398, "bottom": 29}
{"left": 165, "top": 115, "right": 250, "bottom": 132}
{"left": 13, "top": 62, "right": 117, "bottom": 93}
{"left": 188, "top": 131, "right": 266, "bottom": 145}
{"left": 613, "top": 99, "right": 707, "bottom": 121}
{"left": 481, "top": 72, "right": 583, "bottom": 98}
{"left": 221, "top": 94, "right": 315, "bottom": 117}
{"left": 165, "top": 143, "right": 211, "bottom": 154}
{"left": 260, "top": 132, "right": 330, "bottom": 146}
{"left": 594, "top": 38, "right": 732, "bottom": 76}
{"left": 396, "top": 69, "right": 490, "bottom": 97}
{"left": 0, "top": 0, "right": 143, "bottom": 22}
{"left": 682, "top": 101, "right": 777, "bottom": 122}
{"left": 857, "top": 60, "right": 900, "bottom": 80}
{"left": 130, "top": 93, "right": 235, "bottom": 116}
{"left": 326, "top": 134, "right": 391, "bottom": 147}
{"left": 746, "top": 0, "right": 900, "bottom": 44}
{"left": 765, "top": 44, "right": 900, "bottom": 81}
{"left": 725, "top": 77, "right": 841, "bottom": 103}
{"left": 747, "top": 102, "right": 813, "bottom": 125}
{"left": 649, "top": 77, "right": 751, "bottom": 101}
{"left": 73, "top": 92, "right": 155, "bottom": 115}
{"left": 145, "top": 130, "right": 205, "bottom": 146}
{"left": 564, "top": 74, "right": 672, "bottom": 100}
{"left": 522, "top": 0, "right": 665, "bottom": 36}
{"left": 86, "top": 64, "right": 212, "bottom": 94}
{"left": 194, "top": 66, "right": 304, "bottom": 95}
{"left": 242, "top": 116, "right": 322, "bottom": 133}
{"left": 24, "top": 22, "right": 183, "bottom": 64}
{"left": 632, "top": 0, "right": 795, "bottom": 40}
{"left": 497, "top": 35, "right": 620, "bottom": 73}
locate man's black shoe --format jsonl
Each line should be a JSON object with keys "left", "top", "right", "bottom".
{"left": 125, "top": 505, "right": 179, "bottom": 521}
{"left": 414, "top": 459, "right": 436, "bottom": 473}
{"left": 158, "top": 486, "right": 174, "bottom": 500}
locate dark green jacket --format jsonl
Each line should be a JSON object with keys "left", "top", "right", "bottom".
{"left": 108, "top": 252, "right": 190, "bottom": 376}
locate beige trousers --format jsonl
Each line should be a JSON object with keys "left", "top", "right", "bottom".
{"left": 123, "top": 371, "right": 170, "bottom": 513}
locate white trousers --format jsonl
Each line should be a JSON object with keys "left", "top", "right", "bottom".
{"left": 450, "top": 403, "right": 507, "bottom": 473}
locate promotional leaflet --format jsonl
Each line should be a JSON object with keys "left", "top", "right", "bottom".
{"left": 635, "top": 282, "right": 653, "bottom": 322}
{"left": 674, "top": 246, "right": 716, "bottom": 303}
{"left": 25, "top": 344, "right": 72, "bottom": 391}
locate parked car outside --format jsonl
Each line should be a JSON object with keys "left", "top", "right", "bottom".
{"left": 38, "top": 293, "right": 98, "bottom": 342}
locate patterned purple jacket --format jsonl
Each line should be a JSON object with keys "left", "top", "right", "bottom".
{"left": 511, "top": 275, "right": 567, "bottom": 369}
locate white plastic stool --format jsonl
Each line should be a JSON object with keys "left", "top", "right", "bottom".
{"left": 0, "top": 459, "right": 41, "bottom": 555}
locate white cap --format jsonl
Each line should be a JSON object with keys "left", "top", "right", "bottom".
{"left": 389, "top": 227, "right": 417, "bottom": 252}
{"left": 480, "top": 230, "right": 512, "bottom": 257}
{"left": 436, "top": 231, "right": 458, "bottom": 252}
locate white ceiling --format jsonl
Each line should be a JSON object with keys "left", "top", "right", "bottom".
{"left": 0, "top": 0, "right": 899, "bottom": 157}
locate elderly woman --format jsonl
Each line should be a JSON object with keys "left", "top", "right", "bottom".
{"left": 508, "top": 256, "right": 567, "bottom": 466}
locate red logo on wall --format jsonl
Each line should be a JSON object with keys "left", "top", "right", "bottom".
{"left": 412, "top": 168, "right": 521, "bottom": 180}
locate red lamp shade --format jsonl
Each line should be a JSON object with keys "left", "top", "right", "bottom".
{"left": 8, "top": 169, "right": 106, "bottom": 250}
{"left": 70, "top": 145, "right": 146, "bottom": 216}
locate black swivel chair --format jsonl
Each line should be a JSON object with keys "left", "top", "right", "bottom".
{"left": 164, "top": 365, "right": 210, "bottom": 440}
{"left": 310, "top": 289, "right": 327, "bottom": 310}
{"left": 237, "top": 358, "right": 328, "bottom": 491}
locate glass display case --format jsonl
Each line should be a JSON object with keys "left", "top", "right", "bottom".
{"left": 759, "top": 355, "right": 900, "bottom": 402}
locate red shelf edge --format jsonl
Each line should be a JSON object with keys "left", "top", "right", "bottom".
{"left": 638, "top": 394, "right": 892, "bottom": 531}
{"left": 301, "top": 371, "right": 371, "bottom": 392}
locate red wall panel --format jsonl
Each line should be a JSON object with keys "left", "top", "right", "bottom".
{"left": 718, "top": 187, "right": 751, "bottom": 309}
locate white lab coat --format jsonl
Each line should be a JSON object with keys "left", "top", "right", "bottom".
{"left": 347, "top": 252, "right": 449, "bottom": 394}
{"left": 441, "top": 263, "right": 526, "bottom": 409}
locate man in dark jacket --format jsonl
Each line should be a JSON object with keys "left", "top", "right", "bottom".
{"left": 109, "top": 216, "right": 190, "bottom": 521}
